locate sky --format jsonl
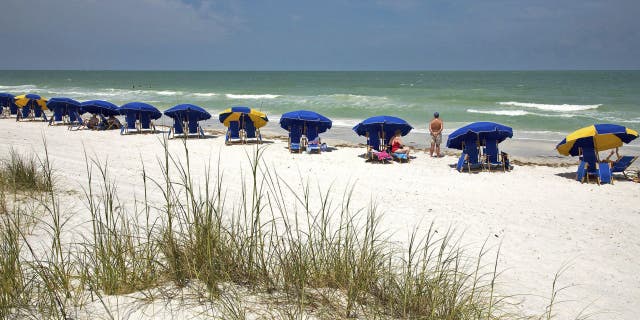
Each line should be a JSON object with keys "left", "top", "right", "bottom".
{"left": 1, "top": 0, "right": 639, "bottom": 70}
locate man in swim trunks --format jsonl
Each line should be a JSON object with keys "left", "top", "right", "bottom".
{"left": 429, "top": 112, "right": 443, "bottom": 157}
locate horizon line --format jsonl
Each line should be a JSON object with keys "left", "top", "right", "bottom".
{"left": 1, "top": 68, "right": 639, "bottom": 72}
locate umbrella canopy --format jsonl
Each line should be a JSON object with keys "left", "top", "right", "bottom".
{"left": 0, "top": 93, "right": 18, "bottom": 113}
{"left": 119, "top": 102, "right": 162, "bottom": 120}
{"left": 164, "top": 104, "right": 211, "bottom": 121}
{"left": 446, "top": 121, "right": 513, "bottom": 150}
{"left": 81, "top": 100, "right": 120, "bottom": 116}
{"left": 556, "top": 124, "right": 638, "bottom": 156}
{"left": 279, "top": 110, "right": 332, "bottom": 133}
{"left": 47, "top": 97, "right": 81, "bottom": 113}
{"left": 15, "top": 94, "right": 48, "bottom": 110}
{"left": 352, "top": 115, "right": 413, "bottom": 139}
{"left": 219, "top": 106, "right": 268, "bottom": 128}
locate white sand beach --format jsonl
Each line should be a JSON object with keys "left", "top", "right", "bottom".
{"left": 1, "top": 120, "right": 639, "bottom": 319}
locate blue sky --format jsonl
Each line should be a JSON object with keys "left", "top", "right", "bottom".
{"left": 1, "top": 0, "right": 638, "bottom": 70}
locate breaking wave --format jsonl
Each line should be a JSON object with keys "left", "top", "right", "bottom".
{"left": 498, "top": 101, "right": 600, "bottom": 112}
{"left": 225, "top": 94, "right": 280, "bottom": 99}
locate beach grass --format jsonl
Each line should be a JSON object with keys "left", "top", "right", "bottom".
{"left": 0, "top": 140, "right": 570, "bottom": 319}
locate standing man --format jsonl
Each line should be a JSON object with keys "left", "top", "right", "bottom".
{"left": 429, "top": 112, "right": 443, "bottom": 157}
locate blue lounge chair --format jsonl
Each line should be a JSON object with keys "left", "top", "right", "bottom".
{"left": 51, "top": 110, "right": 64, "bottom": 125}
{"left": 457, "top": 138, "right": 482, "bottom": 172}
{"left": 20, "top": 106, "right": 30, "bottom": 120}
{"left": 610, "top": 156, "right": 638, "bottom": 178}
{"left": 243, "top": 119, "right": 261, "bottom": 143}
{"left": 305, "top": 124, "right": 321, "bottom": 153}
{"left": 577, "top": 147, "right": 611, "bottom": 185}
{"left": 288, "top": 124, "right": 303, "bottom": 153}
{"left": 598, "top": 162, "right": 612, "bottom": 184}
{"left": 169, "top": 118, "right": 185, "bottom": 139}
{"left": 365, "top": 128, "right": 392, "bottom": 163}
{"left": 140, "top": 113, "right": 155, "bottom": 132}
{"left": 482, "top": 139, "right": 509, "bottom": 172}
{"left": 225, "top": 121, "right": 242, "bottom": 145}
{"left": 187, "top": 116, "right": 204, "bottom": 138}
{"left": 67, "top": 111, "right": 86, "bottom": 131}
{"left": 121, "top": 112, "right": 138, "bottom": 134}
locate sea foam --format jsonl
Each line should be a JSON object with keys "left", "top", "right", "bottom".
{"left": 467, "top": 109, "right": 530, "bottom": 116}
{"left": 498, "top": 101, "right": 600, "bottom": 112}
{"left": 226, "top": 94, "right": 280, "bottom": 99}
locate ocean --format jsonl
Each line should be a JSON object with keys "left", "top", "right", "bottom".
{"left": 1, "top": 70, "right": 639, "bottom": 145}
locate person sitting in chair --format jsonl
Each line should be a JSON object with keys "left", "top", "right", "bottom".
{"left": 107, "top": 115, "right": 122, "bottom": 129}
{"left": 86, "top": 114, "right": 100, "bottom": 129}
{"left": 389, "top": 130, "right": 410, "bottom": 157}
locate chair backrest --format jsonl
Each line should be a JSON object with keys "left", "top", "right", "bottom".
{"left": 54, "top": 110, "right": 63, "bottom": 122}
{"left": 306, "top": 124, "right": 319, "bottom": 144}
{"left": 289, "top": 124, "right": 303, "bottom": 143}
{"left": 173, "top": 118, "right": 184, "bottom": 135}
{"left": 598, "top": 162, "right": 612, "bottom": 184}
{"left": 228, "top": 121, "right": 241, "bottom": 139}
{"left": 140, "top": 112, "right": 151, "bottom": 129}
{"left": 367, "top": 127, "right": 382, "bottom": 151}
{"left": 244, "top": 119, "right": 257, "bottom": 138}
{"left": 611, "top": 156, "right": 637, "bottom": 172}
{"left": 580, "top": 147, "right": 598, "bottom": 172}
{"left": 483, "top": 139, "right": 500, "bottom": 163}
{"left": 21, "top": 106, "right": 30, "bottom": 118}
{"left": 7, "top": 103, "right": 18, "bottom": 114}
{"left": 125, "top": 112, "right": 137, "bottom": 129}
{"left": 69, "top": 110, "right": 78, "bottom": 123}
{"left": 463, "top": 138, "right": 480, "bottom": 164}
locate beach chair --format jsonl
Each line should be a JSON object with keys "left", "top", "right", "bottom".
{"left": 169, "top": 118, "right": 185, "bottom": 139}
{"left": 187, "top": 114, "right": 204, "bottom": 138}
{"left": 225, "top": 121, "right": 242, "bottom": 145}
{"left": 140, "top": 113, "right": 155, "bottom": 133}
{"left": 365, "top": 128, "right": 391, "bottom": 163}
{"left": 610, "top": 156, "right": 638, "bottom": 178}
{"left": 20, "top": 106, "right": 30, "bottom": 120}
{"left": 121, "top": 112, "right": 138, "bottom": 135}
{"left": 243, "top": 120, "right": 261, "bottom": 144}
{"left": 288, "top": 124, "right": 303, "bottom": 153}
{"left": 304, "top": 124, "right": 321, "bottom": 153}
{"left": 456, "top": 139, "right": 482, "bottom": 172}
{"left": 49, "top": 109, "right": 64, "bottom": 125}
{"left": 67, "top": 111, "right": 87, "bottom": 131}
{"left": 482, "top": 139, "right": 509, "bottom": 172}
{"left": 97, "top": 114, "right": 108, "bottom": 130}
{"left": 577, "top": 147, "right": 611, "bottom": 185}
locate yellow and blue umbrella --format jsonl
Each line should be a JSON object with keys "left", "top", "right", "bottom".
{"left": 15, "top": 94, "right": 48, "bottom": 110}
{"left": 218, "top": 106, "right": 268, "bottom": 128}
{"left": 556, "top": 124, "right": 638, "bottom": 156}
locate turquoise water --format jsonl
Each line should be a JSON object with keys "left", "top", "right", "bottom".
{"left": 1, "top": 70, "right": 639, "bottom": 141}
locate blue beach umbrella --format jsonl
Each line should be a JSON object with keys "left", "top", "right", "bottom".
{"left": 119, "top": 102, "right": 162, "bottom": 119}
{"left": 47, "top": 97, "right": 81, "bottom": 115}
{"left": 446, "top": 121, "right": 513, "bottom": 150}
{"left": 556, "top": 124, "right": 638, "bottom": 156}
{"left": 80, "top": 100, "right": 120, "bottom": 116}
{"left": 0, "top": 93, "right": 18, "bottom": 114}
{"left": 164, "top": 104, "right": 211, "bottom": 121}
{"left": 279, "top": 110, "right": 332, "bottom": 133}
{"left": 353, "top": 115, "right": 413, "bottom": 140}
